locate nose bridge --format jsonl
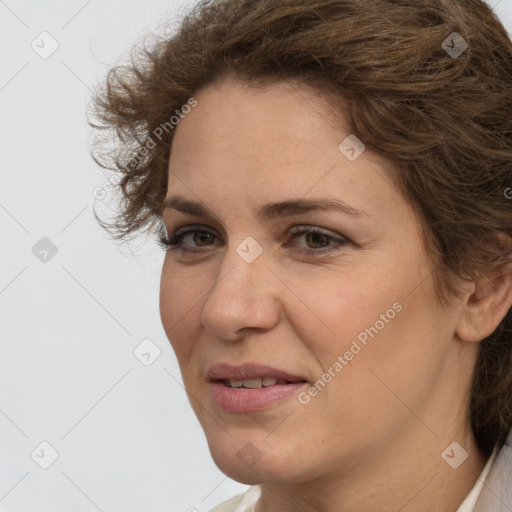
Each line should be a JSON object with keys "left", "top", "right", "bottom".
{"left": 214, "top": 232, "right": 271, "bottom": 295}
{"left": 200, "top": 237, "right": 280, "bottom": 339}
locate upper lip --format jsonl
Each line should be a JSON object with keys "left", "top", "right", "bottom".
{"left": 207, "top": 363, "right": 309, "bottom": 383}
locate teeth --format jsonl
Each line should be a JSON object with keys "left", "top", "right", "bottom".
{"left": 262, "top": 377, "right": 278, "bottom": 387}
{"left": 226, "top": 377, "right": 281, "bottom": 388}
{"left": 241, "top": 378, "right": 263, "bottom": 389}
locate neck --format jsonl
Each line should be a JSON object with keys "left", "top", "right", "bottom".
{"left": 254, "top": 424, "right": 487, "bottom": 512}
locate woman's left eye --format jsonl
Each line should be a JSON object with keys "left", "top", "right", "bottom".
{"left": 285, "top": 226, "right": 349, "bottom": 254}
{"left": 157, "top": 224, "right": 349, "bottom": 255}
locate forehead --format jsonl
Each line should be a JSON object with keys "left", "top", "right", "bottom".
{"left": 166, "top": 78, "right": 403, "bottom": 224}
{"left": 171, "top": 78, "right": 346, "bottom": 159}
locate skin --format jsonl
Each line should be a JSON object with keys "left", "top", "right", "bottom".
{"left": 159, "top": 77, "right": 512, "bottom": 512}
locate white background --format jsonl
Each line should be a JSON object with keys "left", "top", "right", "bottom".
{"left": 1, "top": 1, "right": 511, "bottom": 511}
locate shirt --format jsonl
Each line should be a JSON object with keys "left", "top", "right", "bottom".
{"left": 208, "top": 447, "right": 498, "bottom": 512}
{"left": 456, "top": 445, "right": 497, "bottom": 512}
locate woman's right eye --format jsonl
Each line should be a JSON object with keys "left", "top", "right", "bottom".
{"left": 157, "top": 226, "right": 219, "bottom": 253}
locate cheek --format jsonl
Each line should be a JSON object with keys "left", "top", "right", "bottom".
{"left": 159, "top": 268, "right": 202, "bottom": 362}
{"left": 286, "top": 267, "right": 398, "bottom": 355}
{"left": 317, "top": 287, "right": 445, "bottom": 432}
{"left": 291, "top": 264, "right": 440, "bottom": 403}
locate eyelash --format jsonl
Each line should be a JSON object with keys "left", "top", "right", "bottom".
{"left": 157, "top": 224, "right": 349, "bottom": 256}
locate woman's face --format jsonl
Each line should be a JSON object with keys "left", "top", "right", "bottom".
{"left": 159, "top": 78, "right": 474, "bottom": 484}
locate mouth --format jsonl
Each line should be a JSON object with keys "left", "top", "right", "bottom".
{"left": 206, "top": 363, "right": 309, "bottom": 413}
{"left": 207, "top": 362, "right": 309, "bottom": 385}
{"left": 217, "top": 377, "right": 308, "bottom": 388}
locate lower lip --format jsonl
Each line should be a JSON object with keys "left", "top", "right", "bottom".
{"left": 209, "top": 381, "right": 308, "bottom": 413}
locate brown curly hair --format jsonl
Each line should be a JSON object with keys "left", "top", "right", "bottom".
{"left": 88, "top": 0, "right": 512, "bottom": 457}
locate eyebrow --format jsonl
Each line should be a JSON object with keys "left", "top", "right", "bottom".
{"left": 160, "top": 195, "right": 369, "bottom": 221}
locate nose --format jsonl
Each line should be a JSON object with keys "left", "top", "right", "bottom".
{"left": 200, "top": 245, "right": 281, "bottom": 341}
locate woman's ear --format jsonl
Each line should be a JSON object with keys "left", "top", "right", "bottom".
{"left": 456, "top": 234, "right": 512, "bottom": 343}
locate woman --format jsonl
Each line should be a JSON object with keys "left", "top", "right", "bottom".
{"left": 89, "top": 0, "right": 512, "bottom": 510}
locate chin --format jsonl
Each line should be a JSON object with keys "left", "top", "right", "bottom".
{"left": 206, "top": 433, "right": 308, "bottom": 485}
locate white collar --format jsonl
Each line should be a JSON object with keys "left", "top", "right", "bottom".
{"left": 455, "top": 446, "right": 498, "bottom": 512}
